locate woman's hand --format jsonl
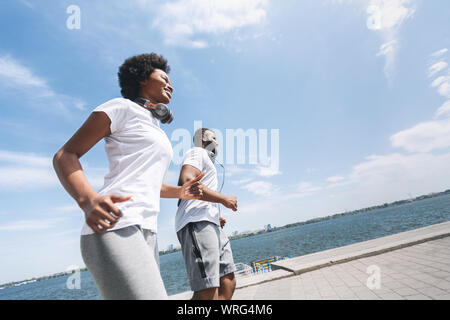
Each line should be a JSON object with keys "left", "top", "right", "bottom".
{"left": 179, "top": 171, "right": 205, "bottom": 200}
{"left": 220, "top": 217, "right": 226, "bottom": 229}
{"left": 81, "top": 194, "right": 132, "bottom": 234}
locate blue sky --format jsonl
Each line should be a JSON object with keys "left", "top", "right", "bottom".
{"left": 1, "top": 0, "right": 450, "bottom": 284}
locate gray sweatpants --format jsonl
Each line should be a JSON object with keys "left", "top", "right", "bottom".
{"left": 80, "top": 225, "right": 168, "bottom": 300}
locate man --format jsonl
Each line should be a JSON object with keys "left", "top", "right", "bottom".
{"left": 176, "top": 128, "right": 238, "bottom": 300}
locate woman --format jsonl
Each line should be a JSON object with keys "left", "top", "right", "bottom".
{"left": 53, "top": 53, "right": 204, "bottom": 299}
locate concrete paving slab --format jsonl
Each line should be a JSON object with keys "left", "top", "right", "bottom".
{"left": 272, "top": 221, "right": 450, "bottom": 275}
{"left": 170, "top": 221, "right": 450, "bottom": 300}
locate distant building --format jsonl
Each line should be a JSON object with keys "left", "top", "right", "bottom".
{"left": 166, "top": 244, "right": 174, "bottom": 251}
{"left": 232, "top": 231, "right": 239, "bottom": 237}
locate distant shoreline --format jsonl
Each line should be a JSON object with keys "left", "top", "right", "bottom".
{"left": 2, "top": 188, "right": 449, "bottom": 289}
{"left": 0, "top": 268, "right": 88, "bottom": 291}
{"left": 160, "top": 188, "right": 450, "bottom": 255}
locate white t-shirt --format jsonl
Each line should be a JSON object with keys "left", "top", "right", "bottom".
{"left": 81, "top": 98, "right": 173, "bottom": 235}
{"left": 175, "top": 147, "right": 220, "bottom": 232}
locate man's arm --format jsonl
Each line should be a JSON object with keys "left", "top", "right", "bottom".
{"left": 178, "top": 164, "right": 237, "bottom": 211}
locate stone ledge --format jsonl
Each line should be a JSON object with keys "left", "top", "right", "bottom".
{"left": 272, "top": 221, "right": 450, "bottom": 275}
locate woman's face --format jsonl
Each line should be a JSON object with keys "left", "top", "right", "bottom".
{"left": 139, "top": 69, "right": 174, "bottom": 104}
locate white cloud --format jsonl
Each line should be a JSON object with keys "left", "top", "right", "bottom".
{"left": 0, "top": 150, "right": 106, "bottom": 190}
{"left": 18, "top": 0, "right": 34, "bottom": 9}
{"left": 0, "top": 150, "right": 55, "bottom": 189}
{"left": 297, "top": 181, "right": 322, "bottom": 194}
{"left": 237, "top": 197, "right": 280, "bottom": 216}
{"left": 428, "top": 61, "right": 448, "bottom": 78}
{"left": 255, "top": 163, "right": 282, "bottom": 177}
{"left": 390, "top": 118, "right": 450, "bottom": 153}
{"left": 0, "top": 167, "right": 57, "bottom": 189}
{"left": 431, "top": 75, "right": 450, "bottom": 98}
{"left": 367, "top": 0, "right": 415, "bottom": 31}
{"left": 377, "top": 39, "right": 397, "bottom": 56}
{"left": 226, "top": 162, "right": 281, "bottom": 182}
{"left": 54, "top": 204, "right": 80, "bottom": 214}
{"left": 225, "top": 165, "right": 248, "bottom": 177}
{"left": 326, "top": 176, "right": 345, "bottom": 183}
{"left": 435, "top": 100, "right": 450, "bottom": 118}
{"left": 0, "top": 55, "right": 86, "bottom": 112}
{"left": 152, "top": 0, "right": 269, "bottom": 48}
{"left": 321, "top": 152, "right": 450, "bottom": 202}
{"left": 366, "top": 0, "right": 415, "bottom": 79}
{"left": 332, "top": 0, "right": 416, "bottom": 79}
{"left": 0, "top": 56, "right": 47, "bottom": 88}
{"left": 0, "top": 218, "right": 67, "bottom": 231}
{"left": 331, "top": 46, "right": 449, "bottom": 203}
{"left": 430, "top": 48, "right": 448, "bottom": 58}
{"left": 0, "top": 150, "right": 51, "bottom": 167}
{"left": 431, "top": 75, "right": 449, "bottom": 87}
{"left": 428, "top": 48, "right": 449, "bottom": 97}
{"left": 238, "top": 150, "right": 450, "bottom": 220}
{"left": 326, "top": 179, "right": 353, "bottom": 190}
{"left": 230, "top": 177, "right": 254, "bottom": 185}
{"left": 242, "top": 180, "right": 279, "bottom": 197}
{"left": 344, "top": 152, "right": 450, "bottom": 204}
{"left": 334, "top": 0, "right": 415, "bottom": 79}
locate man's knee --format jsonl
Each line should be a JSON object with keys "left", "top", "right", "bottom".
{"left": 219, "top": 273, "right": 236, "bottom": 300}
{"left": 193, "top": 287, "right": 219, "bottom": 300}
{"left": 222, "top": 273, "right": 236, "bottom": 286}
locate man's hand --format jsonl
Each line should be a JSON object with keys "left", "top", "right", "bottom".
{"left": 221, "top": 195, "right": 237, "bottom": 211}
{"left": 81, "top": 194, "right": 131, "bottom": 234}
{"left": 219, "top": 217, "right": 226, "bottom": 229}
{"left": 179, "top": 171, "right": 205, "bottom": 200}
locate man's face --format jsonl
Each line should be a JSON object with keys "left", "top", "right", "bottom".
{"left": 203, "top": 130, "right": 218, "bottom": 155}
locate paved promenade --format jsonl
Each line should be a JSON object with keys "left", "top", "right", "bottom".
{"left": 170, "top": 221, "right": 450, "bottom": 300}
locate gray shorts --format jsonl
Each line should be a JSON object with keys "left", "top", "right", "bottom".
{"left": 177, "top": 221, "right": 236, "bottom": 292}
{"left": 80, "top": 225, "right": 168, "bottom": 300}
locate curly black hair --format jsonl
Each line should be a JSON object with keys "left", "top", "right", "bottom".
{"left": 118, "top": 53, "right": 170, "bottom": 101}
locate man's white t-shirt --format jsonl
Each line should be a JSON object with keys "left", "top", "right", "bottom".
{"left": 80, "top": 98, "right": 173, "bottom": 235}
{"left": 175, "top": 147, "right": 220, "bottom": 232}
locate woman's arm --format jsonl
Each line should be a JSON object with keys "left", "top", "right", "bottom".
{"left": 160, "top": 171, "right": 205, "bottom": 199}
{"left": 53, "top": 112, "right": 131, "bottom": 234}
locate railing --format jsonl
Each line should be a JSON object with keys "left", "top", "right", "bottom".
{"left": 253, "top": 262, "right": 272, "bottom": 274}
{"left": 234, "top": 263, "right": 254, "bottom": 277}
{"left": 250, "top": 254, "right": 291, "bottom": 275}
{"left": 235, "top": 254, "right": 292, "bottom": 278}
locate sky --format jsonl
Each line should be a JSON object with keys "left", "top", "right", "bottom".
{"left": 0, "top": 0, "right": 449, "bottom": 284}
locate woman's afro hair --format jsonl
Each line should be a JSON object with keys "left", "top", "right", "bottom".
{"left": 118, "top": 53, "right": 170, "bottom": 101}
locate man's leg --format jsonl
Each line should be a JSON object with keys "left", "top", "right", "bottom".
{"left": 218, "top": 273, "right": 236, "bottom": 300}
{"left": 218, "top": 228, "right": 237, "bottom": 300}
{"left": 178, "top": 222, "right": 221, "bottom": 300}
{"left": 192, "top": 287, "right": 219, "bottom": 300}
